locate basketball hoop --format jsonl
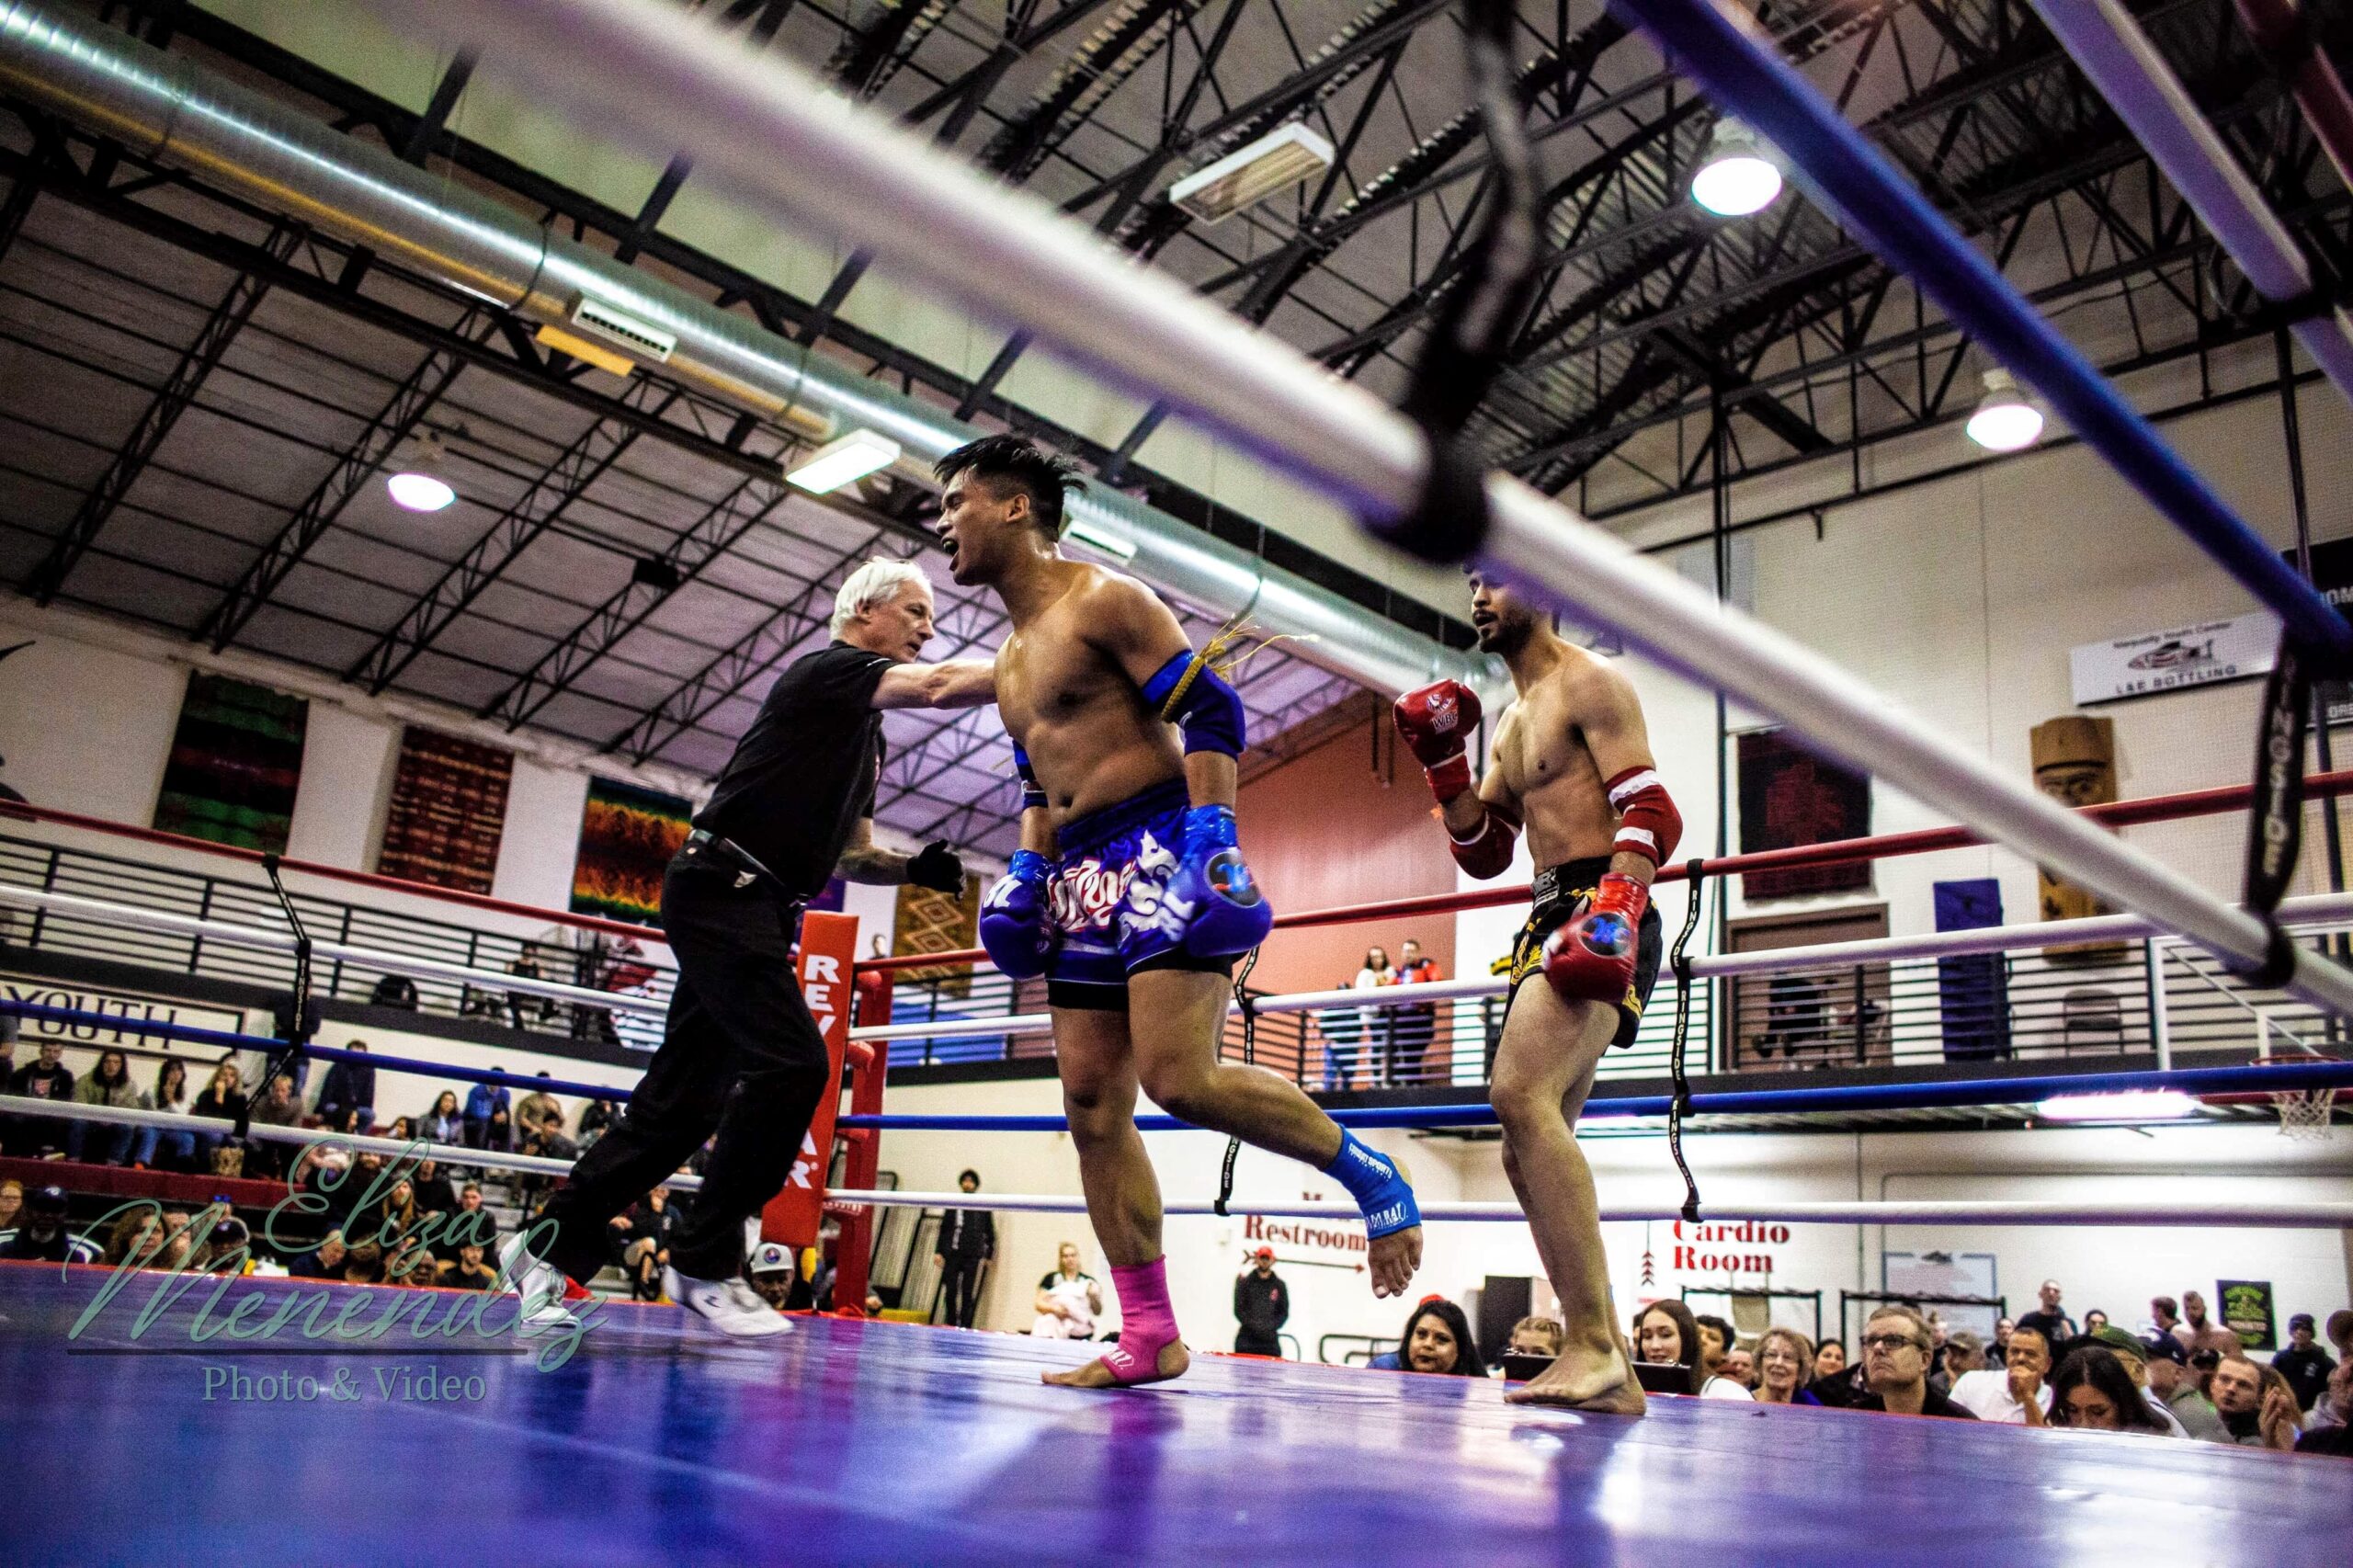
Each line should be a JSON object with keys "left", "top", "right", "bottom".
{"left": 2271, "top": 1085, "right": 2340, "bottom": 1141}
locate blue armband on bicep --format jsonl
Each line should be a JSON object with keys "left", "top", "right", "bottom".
{"left": 1012, "top": 745, "right": 1048, "bottom": 811}
{"left": 1141, "top": 651, "right": 1247, "bottom": 756}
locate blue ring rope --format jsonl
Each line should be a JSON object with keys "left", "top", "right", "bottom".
{"left": 1608, "top": 0, "right": 2353, "bottom": 665}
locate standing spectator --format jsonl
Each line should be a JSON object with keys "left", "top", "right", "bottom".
{"left": 134, "top": 1058, "right": 195, "bottom": 1171}
{"left": 1933, "top": 1329, "right": 1985, "bottom": 1395}
{"left": 2174, "top": 1290, "right": 2243, "bottom": 1358}
{"left": 1849, "top": 1304, "right": 1976, "bottom": 1419}
{"left": 1389, "top": 939, "right": 1441, "bottom": 1085}
{"left": 246, "top": 1074, "right": 301, "bottom": 1178}
{"left": 1630, "top": 1300, "right": 1749, "bottom": 1400}
{"left": 516, "top": 1073, "right": 573, "bottom": 1158}
{"left": 313, "top": 1041, "right": 376, "bottom": 1135}
{"left": 1352, "top": 947, "right": 1398, "bottom": 1086}
{"left": 418, "top": 1091, "right": 462, "bottom": 1147}
{"left": 9, "top": 1039, "right": 74, "bottom": 1156}
{"left": 1950, "top": 1326, "right": 2053, "bottom": 1424}
{"left": 189, "top": 1058, "right": 246, "bottom": 1176}
{"left": 506, "top": 944, "right": 551, "bottom": 1032}
{"left": 463, "top": 1074, "right": 511, "bottom": 1151}
{"left": 1033, "top": 1242, "right": 1105, "bottom": 1341}
{"left": 1370, "top": 1298, "right": 1486, "bottom": 1377}
{"left": 932, "top": 1171, "right": 995, "bottom": 1329}
{"left": 1754, "top": 1326, "right": 1815, "bottom": 1405}
{"left": 1232, "top": 1246, "right": 1286, "bottom": 1356}
{"left": 2042, "top": 1346, "right": 2174, "bottom": 1435}
{"left": 1317, "top": 980, "right": 1362, "bottom": 1093}
{"left": 2015, "top": 1278, "right": 2078, "bottom": 1348}
{"left": 2271, "top": 1312, "right": 2337, "bottom": 1412}
{"left": 1987, "top": 1316, "right": 2014, "bottom": 1369}
{"left": 66, "top": 1049, "right": 147, "bottom": 1165}
{"left": 2147, "top": 1294, "right": 2185, "bottom": 1346}
{"left": 2210, "top": 1356, "right": 2302, "bottom": 1450}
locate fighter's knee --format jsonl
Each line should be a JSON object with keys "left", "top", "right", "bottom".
{"left": 1138, "top": 1068, "right": 1215, "bottom": 1127}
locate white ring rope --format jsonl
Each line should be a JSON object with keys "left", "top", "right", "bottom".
{"left": 350, "top": 0, "right": 2353, "bottom": 1027}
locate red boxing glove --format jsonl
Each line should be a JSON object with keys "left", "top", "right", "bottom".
{"left": 1392, "top": 680, "right": 1483, "bottom": 803}
{"left": 1540, "top": 873, "right": 1649, "bottom": 1007}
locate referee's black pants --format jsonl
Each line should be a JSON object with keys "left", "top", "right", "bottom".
{"left": 540, "top": 850, "right": 832, "bottom": 1284}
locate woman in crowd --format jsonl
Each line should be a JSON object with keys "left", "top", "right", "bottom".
{"left": 1631, "top": 1300, "right": 1753, "bottom": 1400}
{"left": 1031, "top": 1242, "right": 1103, "bottom": 1339}
{"left": 67, "top": 1049, "right": 148, "bottom": 1165}
{"left": 2042, "top": 1346, "right": 2172, "bottom": 1434}
{"left": 1370, "top": 1299, "right": 1487, "bottom": 1377}
{"left": 1353, "top": 946, "right": 1398, "bottom": 1086}
{"left": 1813, "top": 1339, "right": 1847, "bottom": 1380}
{"left": 189, "top": 1058, "right": 245, "bottom": 1174}
{"left": 1503, "top": 1316, "right": 1564, "bottom": 1361}
{"left": 0, "top": 1178, "right": 21, "bottom": 1235}
{"left": 2083, "top": 1309, "right": 2109, "bottom": 1337}
{"left": 1754, "top": 1326, "right": 1816, "bottom": 1405}
{"left": 133, "top": 1058, "right": 195, "bottom": 1171}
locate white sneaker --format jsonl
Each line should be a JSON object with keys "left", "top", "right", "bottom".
{"left": 665, "top": 1266, "right": 793, "bottom": 1338}
{"left": 499, "top": 1233, "right": 578, "bottom": 1332}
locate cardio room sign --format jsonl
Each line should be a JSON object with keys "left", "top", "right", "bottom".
{"left": 2069, "top": 611, "right": 2278, "bottom": 705}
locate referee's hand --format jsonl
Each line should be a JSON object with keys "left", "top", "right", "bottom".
{"left": 908, "top": 841, "right": 965, "bottom": 893}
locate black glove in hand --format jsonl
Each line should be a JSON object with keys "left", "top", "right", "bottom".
{"left": 907, "top": 840, "right": 965, "bottom": 894}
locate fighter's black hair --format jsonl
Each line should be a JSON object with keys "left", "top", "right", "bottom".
{"left": 933, "top": 434, "right": 1084, "bottom": 538}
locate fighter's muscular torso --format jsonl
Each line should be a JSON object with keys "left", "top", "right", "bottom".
{"left": 993, "top": 562, "right": 1190, "bottom": 824}
{"left": 1480, "top": 645, "right": 1650, "bottom": 870}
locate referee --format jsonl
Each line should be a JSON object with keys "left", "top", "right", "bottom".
{"left": 506, "top": 559, "right": 993, "bottom": 1337}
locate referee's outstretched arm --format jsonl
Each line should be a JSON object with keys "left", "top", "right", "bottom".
{"left": 874, "top": 657, "right": 996, "bottom": 709}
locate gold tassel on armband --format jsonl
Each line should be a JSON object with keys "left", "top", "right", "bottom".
{"left": 1154, "top": 619, "right": 1315, "bottom": 721}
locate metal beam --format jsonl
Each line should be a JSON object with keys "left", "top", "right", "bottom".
{"left": 23, "top": 219, "right": 299, "bottom": 603}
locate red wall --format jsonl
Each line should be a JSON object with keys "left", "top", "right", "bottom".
{"left": 1238, "top": 708, "right": 1459, "bottom": 1000}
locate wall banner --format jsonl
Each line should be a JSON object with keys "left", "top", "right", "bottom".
{"left": 2068, "top": 612, "right": 2278, "bottom": 706}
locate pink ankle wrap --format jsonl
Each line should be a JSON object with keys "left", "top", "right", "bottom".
{"left": 1100, "top": 1259, "right": 1182, "bottom": 1385}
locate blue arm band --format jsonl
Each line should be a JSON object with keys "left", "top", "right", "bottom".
{"left": 1141, "top": 650, "right": 1247, "bottom": 757}
{"left": 1012, "top": 745, "right": 1047, "bottom": 810}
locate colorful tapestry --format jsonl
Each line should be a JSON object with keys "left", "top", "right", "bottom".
{"left": 572, "top": 778, "right": 694, "bottom": 926}
{"left": 152, "top": 672, "right": 307, "bottom": 853}
{"left": 375, "top": 728, "right": 513, "bottom": 894}
{"left": 892, "top": 874, "right": 981, "bottom": 996}
{"left": 1736, "top": 730, "right": 1871, "bottom": 900}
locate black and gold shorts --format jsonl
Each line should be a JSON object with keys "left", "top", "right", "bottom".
{"left": 1503, "top": 856, "right": 1664, "bottom": 1050}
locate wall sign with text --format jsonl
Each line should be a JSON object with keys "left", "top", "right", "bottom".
{"left": 2068, "top": 612, "right": 2279, "bottom": 705}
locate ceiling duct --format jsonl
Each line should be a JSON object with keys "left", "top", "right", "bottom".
{"left": 0, "top": 1, "right": 1495, "bottom": 702}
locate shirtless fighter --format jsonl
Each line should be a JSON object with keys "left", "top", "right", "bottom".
{"left": 937, "top": 435, "right": 1423, "bottom": 1389}
{"left": 1392, "top": 570, "right": 1679, "bottom": 1415}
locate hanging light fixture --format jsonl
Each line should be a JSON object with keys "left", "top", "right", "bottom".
{"left": 385, "top": 429, "right": 457, "bottom": 513}
{"left": 1690, "top": 117, "right": 1783, "bottom": 217}
{"left": 1964, "top": 369, "right": 2046, "bottom": 452}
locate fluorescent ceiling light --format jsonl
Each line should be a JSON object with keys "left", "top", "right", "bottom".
{"left": 788, "top": 429, "right": 902, "bottom": 494}
{"left": 1690, "top": 118, "right": 1783, "bottom": 217}
{"left": 1169, "top": 123, "right": 1336, "bottom": 224}
{"left": 1965, "top": 369, "right": 2045, "bottom": 451}
{"left": 386, "top": 430, "right": 457, "bottom": 513}
{"left": 2034, "top": 1089, "right": 2199, "bottom": 1123}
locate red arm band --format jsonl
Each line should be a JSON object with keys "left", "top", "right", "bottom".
{"left": 1447, "top": 804, "right": 1518, "bottom": 880}
{"left": 1605, "top": 767, "right": 1681, "bottom": 869}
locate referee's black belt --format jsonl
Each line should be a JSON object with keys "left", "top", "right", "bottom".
{"left": 684, "top": 829, "right": 792, "bottom": 896}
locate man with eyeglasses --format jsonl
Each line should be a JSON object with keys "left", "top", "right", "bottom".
{"left": 1847, "top": 1305, "right": 1978, "bottom": 1419}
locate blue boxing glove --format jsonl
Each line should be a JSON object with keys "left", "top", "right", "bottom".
{"left": 1165, "top": 805, "right": 1273, "bottom": 957}
{"left": 979, "top": 849, "right": 1058, "bottom": 980}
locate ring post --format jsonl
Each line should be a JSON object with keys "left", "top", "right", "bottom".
{"left": 834, "top": 967, "right": 893, "bottom": 1315}
{"left": 761, "top": 913, "right": 858, "bottom": 1256}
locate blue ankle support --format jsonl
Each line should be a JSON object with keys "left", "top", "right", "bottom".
{"left": 1324, "top": 1129, "right": 1420, "bottom": 1239}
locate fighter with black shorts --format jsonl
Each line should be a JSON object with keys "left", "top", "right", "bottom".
{"left": 1393, "top": 568, "right": 1683, "bottom": 1416}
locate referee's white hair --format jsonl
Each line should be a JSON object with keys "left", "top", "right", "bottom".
{"left": 830, "top": 558, "right": 930, "bottom": 638}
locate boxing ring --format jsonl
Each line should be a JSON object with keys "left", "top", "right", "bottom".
{"left": 3, "top": 0, "right": 2353, "bottom": 1558}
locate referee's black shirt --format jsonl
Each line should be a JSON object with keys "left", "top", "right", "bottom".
{"left": 694, "top": 642, "right": 892, "bottom": 901}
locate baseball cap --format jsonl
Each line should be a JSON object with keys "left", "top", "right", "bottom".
{"left": 27, "top": 1185, "right": 66, "bottom": 1213}
{"left": 2092, "top": 1325, "right": 2147, "bottom": 1363}
{"left": 2290, "top": 1312, "right": 2316, "bottom": 1334}
{"left": 1253, "top": 1246, "right": 1273, "bottom": 1259}
{"left": 748, "top": 1242, "right": 794, "bottom": 1277}
{"left": 2141, "top": 1335, "right": 2187, "bottom": 1366}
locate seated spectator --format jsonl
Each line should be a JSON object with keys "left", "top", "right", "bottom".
{"left": 1754, "top": 1326, "right": 1814, "bottom": 1405}
{"left": 1692, "top": 1313, "right": 1739, "bottom": 1381}
{"left": 384, "top": 1231, "right": 439, "bottom": 1288}
{"left": 1849, "top": 1304, "right": 1975, "bottom": 1419}
{"left": 2079, "top": 1326, "right": 2191, "bottom": 1436}
{"left": 433, "top": 1183, "right": 494, "bottom": 1263}
{"left": 66, "top": 1049, "right": 148, "bottom": 1165}
{"left": 462, "top": 1075, "right": 512, "bottom": 1150}
{"left": 0, "top": 1185, "right": 96, "bottom": 1263}
{"left": 0, "top": 1177, "right": 21, "bottom": 1240}
{"left": 152, "top": 1209, "right": 198, "bottom": 1272}
{"left": 411, "top": 1159, "right": 458, "bottom": 1220}
{"left": 2329, "top": 1310, "right": 2353, "bottom": 1375}
{"left": 2082, "top": 1309, "right": 2109, "bottom": 1337}
{"left": 746, "top": 1241, "right": 796, "bottom": 1311}
{"left": 1717, "top": 1344, "right": 1756, "bottom": 1391}
{"left": 189, "top": 1058, "right": 247, "bottom": 1176}
{"left": 578, "top": 1097, "right": 620, "bottom": 1147}
{"left": 99, "top": 1206, "right": 166, "bottom": 1269}
{"left": 2146, "top": 1293, "right": 2184, "bottom": 1345}
{"left": 2174, "top": 1290, "right": 2243, "bottom": 1358}
{"left": 194, "top": 1214, "right": 253, "bottom": 1276}
{"left": 1933, "top": 1329, "right": 1984, "bottom": 1395}
{"left": 611, "top": 1186, "right": 678, "bottom": 1302}
{"left": 1032, "top": 1242, "right": 1103, "bottom": 1340}
{"left": 1813, "top": 1339, "right": 1847, "bottom": 1381}
{"left": 419, "top": 1090, "right": 463, "bottom": 1148}
{"left": 132, "top": 1058, "right": 196, "bottom": 1172}
{"left": 288, "top": 1229, "right": 349, "bottom": 1280}
{"left": 2272, "top": 1312, "right": 2337, "bottom": 1412}
{"left": 2210, "top": 1355, "right": 2302, "bottom": 1450}
{"left": 2040, "top": 1346, "right": 2173, "bottom": 1435}
{"left": 439, "top": 1241, "right": 499, "bottom": 1290}
{"left": 1987, "top": 1316, "right": 2014, "bottom": 1369}
{"left": 341, "top": 1239, "right": 385, "bottom": 1286}
{"left": 1369, "top": 1298, "right": 1486, "bottom": 1378}
{"left": 2015, "top": 1278, "right": 2078, "bottom": 1348}
{"left": 9, "top": 1039, "right": 75, "bottom": 1156}
{"left": 486, "top": 1105, "right": 514, "bottom": 1153}
{"left": 2308, "top": 1355, "right": 2353, "bottom": 1433}
{"left": 347, "top": 1176, "right": 419, "bottom": 1254}
{"left": 1949, "top": 1326, "right": 2052, "bottom": 1424}
{"left": 1630, "top": 1300, "right": 1748, "bottom": 1400}
{"left": 245, "top": 1074, "right": 301, "bottom": 1177}
{"left": 1505, "top": 1316, "right": 1565, "bottom": 1361}
{"left": 313, "top": 1042, "right": 376, "bottom": 1135}
{"left": 516, "top": 1073, "right": 574, "bottom": 1158}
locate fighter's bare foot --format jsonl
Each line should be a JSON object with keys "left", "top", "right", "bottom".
{"left": 1368, "top": 1224, "right": 1423, "bottom": 1299}
{"left": 1043, "top": 1339, "right": 1190, "bottom": 1389}
{"left": 1504, "top": 1351, "right": 1646, "bottom": 1415}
